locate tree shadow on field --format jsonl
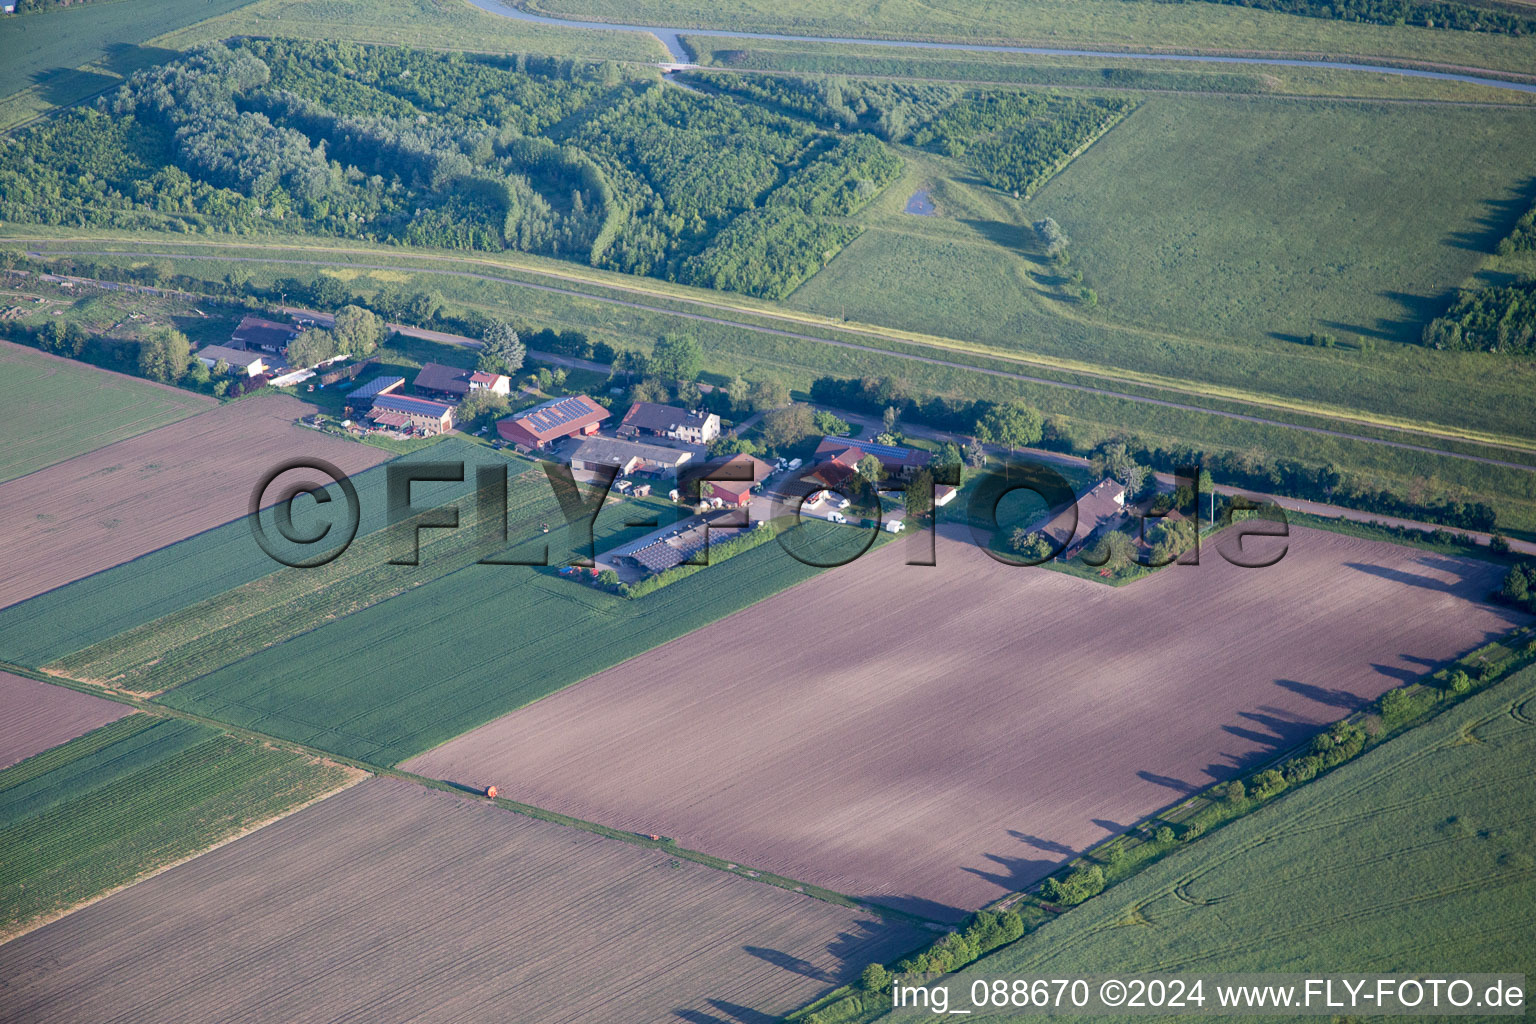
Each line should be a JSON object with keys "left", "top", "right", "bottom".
{"left": 1137, "top": 770, "right": 1199, "bottom": 794}
{"left": 1274, "top": 678, "right": 1369, "bottom": 710}
{"left": 960, "top": 218, "right": 1030, "bottom": 254}
{"left": 962, "top": 849, "right": 1064, "bottom": 899}
{"left": 1443, "top": 175, "right": 1536, "bottom": 255}
{"left": 742, "top": 946, "right": 831, "bottom": 984}
{"left": 1343, "top": 560, "right": 1461, "bottom": 594}
{"left": 1007, "top": 831, "right": 1076, "bottom": 856}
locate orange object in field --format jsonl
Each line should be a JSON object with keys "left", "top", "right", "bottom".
{"left": 485, "top": 785, "right": 498, "bottom": 799}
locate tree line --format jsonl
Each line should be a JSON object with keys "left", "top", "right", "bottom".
{"left": 808, "top": 371, "right": 1497, "bottom": 531}
{"left": 1152, "top": 0, "right": 1536, "bottom": 36}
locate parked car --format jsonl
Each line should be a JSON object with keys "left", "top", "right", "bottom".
{"left": 787, "top": 458, "right": 802, "bottom": 471}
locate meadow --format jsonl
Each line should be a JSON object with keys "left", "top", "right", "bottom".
{"left": 0, "top": 340, "right": 212, "bottom": 483}
{"left": 525, "top": 0, "right": 1536, "bottom": 75}
{"left": 946, "top": 662, "right": 1536, "bottom": 1008}
{"left": 1016, "top": 95, "right": 1536, "bottom": 347}
{"left": 0, "top": 0, "right": 256, "bottom": 128}
{"left": 0, "top": 712, "right": 358, "bottom": 940}
{"left": 788, "top": 100, "right": 1536, "bottom": 440}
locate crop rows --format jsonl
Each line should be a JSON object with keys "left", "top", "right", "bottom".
{"left": 0, "top": 715, "right": 354, "bottom": 937}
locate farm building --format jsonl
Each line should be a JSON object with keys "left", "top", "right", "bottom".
{"left": 618, "top": 402, "right": 721, "bottom": 445}
{"left": 934, "top": 484, "right": 958, "bottom": 507}
{"left": 367, "top": 394, "right": 456, "bottom": 435}
{"left": 1037, "top": 479, "right": 1128, "bottom": 556}
{"left": 231, "top": 315, "right": 298, "bottom": 353}
{"left": 683, "top": 453, "right": 773, "bottom": 508}
{"left": 813, "top": 436, "right": 931, "bottom": 481}
{"left": 412, "top": 362, "right": 510, "bottom": 400}
{"left": 345, "top": 376, "right": 405, "bottom": 416}
{"left": 569, "top": 437, "right": 694, "bottom": 477}
{"left": 194, "top": 345, "right": 266, "bottom": 376}
{"left": 496, "top": 395, "right": 608, "bottom": 449}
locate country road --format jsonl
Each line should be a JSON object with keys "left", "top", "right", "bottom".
{"left": 28, "top": 248, "right": 1536, "bottom": 476}
{"left": 467, "top": 0, "right": 1536, "bottom": 93}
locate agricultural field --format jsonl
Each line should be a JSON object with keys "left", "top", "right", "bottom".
{"left": 0, "top": 433, "right": 838, "bottom": 763}
{"left": 524, "top": 0, "right": 1536, "bottom": 74}
{"left": 0, "top": 777, "right": 926, "bottom": 1024}
{"left": 0, "top": 339, "right": 212, "bottom": 483}
{"left": 0, "top": 392, "right": 387, "bottom": 611}
{"left": 0, "top": 672, "right": 131, "bottom": 771}
{"left": 947, "top": 662, "right": 1536, "bottom": 1003}
{"left": 405, "top": 526, "right": 1527, "bottom": 920}
{"left": 0, "top": 713, "right": 359, "bottom": 940}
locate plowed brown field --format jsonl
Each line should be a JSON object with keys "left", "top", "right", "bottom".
{"left": 0, "top": 394, "right": 387, "bottom": 609}
{"left": 406, "top": 526, "right": 1528, "bottom": 920}
{"left": 0, "top": 671, "right": 131, "bottom": 769}
{"left": 0, "top": 778, "right": 925, "bottom": 1024}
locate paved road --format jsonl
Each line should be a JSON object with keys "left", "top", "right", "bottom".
{"left": 42, "top": 253, "right": 1536, "bottom": 474}
{"left": 468, "top": 0, "right": 1536, "bottom": 93}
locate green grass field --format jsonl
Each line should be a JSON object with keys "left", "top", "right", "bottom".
{"left": 0, "top": 0, "right": 257, "bottom": 128}
{"left": 788, "top": 99, "right": 1536, "bottom": 445}
{"left": 0, "top": 711, "right": 355, "bottom": 938}
{"left": 0, "top": 340, "right": 211, "bottom": 483}
{"left": 527, "top": 0, "right": 1536, "bottom": 75}
{"left": 943, "top": 662, "right": 1536, "bottom": 1006}
{"left": 1019, "top": 95, "right": 1536, "bottom": 348}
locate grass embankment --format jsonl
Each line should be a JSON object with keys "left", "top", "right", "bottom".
{"left": 0, "top": 712, "right": 358, "bottom": 940}
{"left": 687, "top": 40, "right": 1536, "bottom": 105}
{"left": 525, "top": 0, "right": 1536, "bottom": 75}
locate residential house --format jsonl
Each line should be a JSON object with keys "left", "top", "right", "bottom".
{"left": 618, "top": 401, "right": 721, "bottom": 445}
{"left": 812, "top": 436, "right": 931, "bottom": 483}
{"left": 412, "top": 361, "right": 510, "bottom": 401}
{"left": 231, "top": 315, "right": 298, "bottom": 353}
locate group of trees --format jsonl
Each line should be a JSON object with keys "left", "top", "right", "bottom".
{"left": 1500, "top": 562, "right": 1536, "bottom": 614}
{"left": 287, "top": 304, "right": 387, "bottom": 368}
{"left": 2, "top": 40, "right": 902, "bottom": 301}
{"left": 681, "top": 72, "right": 958, "bottom": 142}
{"left": 1157, "top": 0, "right": 1536, "bottom": 36}
{"left": 912, "top": 91, "right": 1135, "bottom": 197}
{"left": 1422, "top": 277, "right": 1536, "bottom": 355}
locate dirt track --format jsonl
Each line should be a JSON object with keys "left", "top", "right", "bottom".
{"left": 406, "top": 526, "right": 1528, "bottom": 920}
{"left": 0, "top": 394, "right": 387, "bottom": 610}
{"left": 0, "top": 671, "right": 131, "bottom": 769}
{"left": 0, "top": 778, "right": 925, "bottom": 1024}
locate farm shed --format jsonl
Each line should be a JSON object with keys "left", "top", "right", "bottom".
{"left": 367, "top": 394, "right": 456, "bottom": 435}
{"left": 496, "top": 395, "right": 608, "bottom": 449}
{"left": 194, "top": 345, "right": 266, "bottom": 376}
{"left": 682, "top": 453, "right": 772, "bottom": 508}
{"left": 618, "top": 401, "right": 721, "bottom": 445}
{"left": 569, "top": 437, "right": 694, "bottom": 477}
{"left": 231, "top": 315, "right": 298, "bottom": 353}
{"left": 346, "top": 375, "right": 406, "bottom": 414}
{"left": 813, "top": 436, "right": 932, "bottom": 481}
